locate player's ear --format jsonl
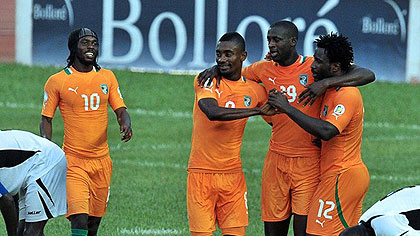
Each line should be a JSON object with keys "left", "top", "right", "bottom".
{"left": 290, "top": 37, "right": 297, "bottom": 47}
{"left": 241, "top": 50, "right": 247, "bottom": 62}
{"left": 330, "top": 62, "right": 341, "bottom": 73}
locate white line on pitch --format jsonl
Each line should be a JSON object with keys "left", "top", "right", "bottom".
{"left": 1, "top": 101, "right": 420, "bottom": 130}
{"left": 118, "top": 227, "right": 184, "bottom": 235}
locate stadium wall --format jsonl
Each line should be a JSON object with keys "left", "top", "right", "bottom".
{"left": 8, "top": 0, "right": 420, "bottom": 82}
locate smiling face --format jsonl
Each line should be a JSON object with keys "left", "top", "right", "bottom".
{"left": 267, "top": 26, "right": 296, "bottom": 64}
{"left": 216, "top": 40, "right": 246, "bottom": 80}
{"left": 311, "top": 48, "right": 333, "bottom": 81}
{"left": 75, "top": 36, "right": 99, "bottom": 66}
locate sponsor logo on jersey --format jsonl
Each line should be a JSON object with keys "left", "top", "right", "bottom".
{"left": 28, "top": 210, "right": 41, "bottom": 215}
{"left": 244, "top": 96, "right": 251, "bottom": 107}
{"left": 299, "top": 74, "right": 308, "bottom": 86}
{"left": 268, "top": 77, "right": 276, "bottom": 85}
{"left": 322, "top": 105, "right": 328, "bottom": 117}
{"left": 332, "top": 104, "right": 345, "bottom": 120}
{"left": 68, "top": 86, "right": 78, "bottom": 94}
{"left": 101, "top": 84, "right": 108, "bottom": 95}
{"left": 215, "top": 89, "right": 223, "bottom": 98}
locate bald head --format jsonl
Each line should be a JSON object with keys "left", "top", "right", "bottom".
{"left": 269, "top": 20, "right": 298, "bottom": 41}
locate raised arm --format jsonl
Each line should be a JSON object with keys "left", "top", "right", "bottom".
{"left": 114, "top": 107, "right": 132, "bottom": 142}
{"left": 299, "top": 65, "right": 375, "bottom": 106}
{"left": 40, "top": 115, "right": 53, "bottom": 140}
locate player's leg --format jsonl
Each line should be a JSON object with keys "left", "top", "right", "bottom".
{"left": 87, "top": 216, "right": 102, "bottom": 236}
{"left": 0, "top": 193, "right": 18, "bottom": 236}
{"left": 290, "top": 157, "right": 320, "bottom": 236}
{"left": 264, "top": 218, "right": 291, "bottom": 236}
{"left": 187, "top": 172, "right": 217, "bottom": 235}
{"left": 261, "top": 150, "right": 293, "bottom": 236}
{"left": 217, "top": 173, "right": 248, "bottom": 236}
{"left": 17, "top": 220, "right": 25, "bottom": 236}
{"left": 22, "top": 220, "right": 47, "bottom": 236}
{"left": 306, "top": 165, "right": 369, "bottom": 236}
{"left": 66, "top": 156, "right": 91, "bottom": 236}
{"left": 86, "top": 156, "right": 113, "bottom": 235}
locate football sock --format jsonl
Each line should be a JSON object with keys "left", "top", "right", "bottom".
{"left": 71, "top": 229, "right": 88, "bottom": 236}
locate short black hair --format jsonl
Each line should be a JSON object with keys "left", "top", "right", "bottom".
{"left": 218, "top": 32, "right": 245, "bottom": 52}
{"left": 66, "top": 27, "right": 101, "bottom": 71}
{"left": 269, "top": 20, "right": 298, "bottom": 40}
{"left": 315, "top": 32, "right": 353, "bottom": 72}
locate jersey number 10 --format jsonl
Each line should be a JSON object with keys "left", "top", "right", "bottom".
{"left": 81, "top": 93, "right": 100, "bottom": 111}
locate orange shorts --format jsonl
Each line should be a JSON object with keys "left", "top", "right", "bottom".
{"left": 261, "top": 150, "right": 320, "bottom": 221}
{"left": 187, "top": 172, "right": 248, "bottom": 235}
{"left": 65, "top": 155, "right": 112, "bottom": 218}
{"left": 306, "top": 164, "right": 369, "bottom": 236}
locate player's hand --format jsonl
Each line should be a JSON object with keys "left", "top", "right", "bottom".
{"left": 268, "top": 89, "right": 290, "bottom": 113}
{"left": 260, "top": 103, "right": 280, "bottom": 116}
{"left": 312, "top": 138, "right": 322, "bottom": 148}
{"left": 264, "top": 52, "right": 272, "bottom": 61}
{"left": 197, "top": 65, "right": 221, "bottom": 88}
{"left": 120, "top": 124, "right": 132, "bottom": 142}
{"left": 298, "top": 80, "right": 328, "bottom": 107}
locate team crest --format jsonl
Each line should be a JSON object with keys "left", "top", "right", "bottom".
{"left": 244, "top": 96, "right": 251, "bottom": 107}
{"left": 322, "top": 105, "right": 328, "bottom": 117}
{"left": 100, "top": 84, "right": 108, "bottom": 95}
{"left": 299, "top": 74, "right": 308, "bottom": 86}
{"left": 332, "top": 104, "right": 345, "bottom": 120}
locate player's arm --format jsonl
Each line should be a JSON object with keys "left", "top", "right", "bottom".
{"left": 114, "top": 107, "right": 132, "bottom": 142}
{"left": 198, "top": 98, "right": 272, "bottom": 121}
{"left": 40, "top": 115, "right": 53, "bottom": 140}
{"left": 299, "top": 65, "right": 375, "bottom": 106}
{"left": 268, "top": 90, "right": 339, "bottom": 140}
{"left": 0, "top": 193, "right": 18, "bottom": 236}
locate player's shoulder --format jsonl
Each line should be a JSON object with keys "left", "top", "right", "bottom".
{"left": 296, "top": 55, "right": 314, "bottom": 67}
{"left": 97, "top": 67, "right": 116, "bottom": 77}
{"left": 249, "top": 60, "right": 275, "bottom": 69}
{"left": 328, "top": 87, "right": 362, "bottom": 103}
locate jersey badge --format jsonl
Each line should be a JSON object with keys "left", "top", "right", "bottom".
{"left": 244, "top": 95, "right": 251, "bottom": 107}
{"left": 322, "top": 105, "right": 328, "bottom": 117}
{"left": 299, "top": 74, "right": 308, "bottom": 86}
{"left": 332, "top": 104, "right": 345, "bottom": 120}
{"left": 100, "top": 84, "right": 108, "bottom": 95}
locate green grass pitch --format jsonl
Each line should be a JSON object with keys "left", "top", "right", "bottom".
{"left": 0, "top": 63, "right": 419, "bottom": 235}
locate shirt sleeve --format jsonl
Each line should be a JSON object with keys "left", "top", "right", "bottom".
{"left": 242, "top": 63, "right": 262, "bottom": 83}
{"left": 194, "top": 75, "right": 217, "bottom": 101}
{"left": 41, "top": 76, "right": 60, "bottom": 118}
{"left": 108, "top": 71, "right": 127, "bottom": 111}
{"left": 322, "top": 90, "right": 360, "bottom": 133}
{"left": 250, "top": 81, "right": 268, "bottom": 107}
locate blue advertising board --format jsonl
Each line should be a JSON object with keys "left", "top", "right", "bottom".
{"left": 32, "top": 0, "right": 409, "bottom": 81}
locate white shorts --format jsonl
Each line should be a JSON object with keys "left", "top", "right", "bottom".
{"left": 18, "top": 155, "right": 67, "bottom": 222}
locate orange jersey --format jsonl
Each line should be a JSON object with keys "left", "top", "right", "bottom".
{"left": 242, "top": 56, "right": 321, "bottom": 158}
{"left": 319, "top": 87, "right": 364, "bottom": 175}
{"left": 41, "top": 66, "right": 126, "bottom": 159}
{"left": 188, "top": 75, "right": 267, "bottom": 173}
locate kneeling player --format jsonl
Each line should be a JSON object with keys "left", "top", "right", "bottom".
{"left": 340, "top": 185, "right": 420, "bottom": 236}
{"left": 0, "top": 130, "right": 67, "bottom": 236}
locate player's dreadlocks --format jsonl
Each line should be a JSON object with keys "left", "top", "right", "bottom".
{"left": 66, "top": 28, "right": 101, "bottom": 71}
{"left": 315, "top": 32, "right": 353, "bottom": 72}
